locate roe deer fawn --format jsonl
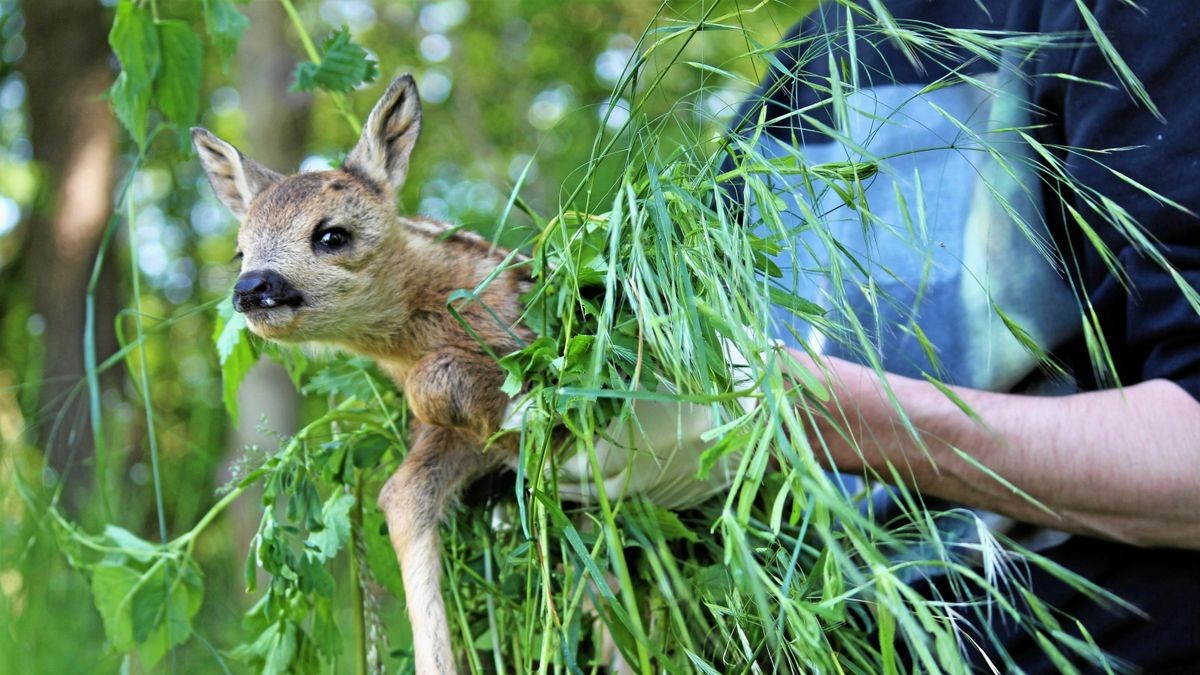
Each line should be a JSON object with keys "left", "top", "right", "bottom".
{"left": 193, "top": 75, "right": 530, "bottom": 674}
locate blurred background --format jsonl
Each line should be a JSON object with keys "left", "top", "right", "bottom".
{"left": 0, "top": 0, "right": 809, "bottom": 671}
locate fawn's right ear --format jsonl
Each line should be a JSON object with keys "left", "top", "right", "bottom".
{"left": 191, "top": 127, "right": 282, "bottom": 220}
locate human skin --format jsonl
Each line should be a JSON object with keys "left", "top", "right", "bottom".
{"left": 793, "top": 351, "right": 1200, "bottom": 549}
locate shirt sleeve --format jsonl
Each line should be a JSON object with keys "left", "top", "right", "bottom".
{"left": 1048, "top": 0, "right": 1200, "bottom": 400}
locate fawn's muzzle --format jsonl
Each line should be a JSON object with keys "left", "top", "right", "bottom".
{"left": 233, "top": 269, "right": 304, "bottom": 313}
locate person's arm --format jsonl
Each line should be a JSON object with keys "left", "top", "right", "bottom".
{"left": 800, "top": 352, "right": 1200, "bottom": 549}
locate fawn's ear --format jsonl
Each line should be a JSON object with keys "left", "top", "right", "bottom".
{"left": 345, "top": 74, "right": 422, "bottom": 191}
{"left": 191, "top": 127, "right": 282, "bottom": 219}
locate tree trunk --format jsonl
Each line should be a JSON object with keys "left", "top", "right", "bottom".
{"left": 20, "top": 0, "right": 120, "bottom": 509}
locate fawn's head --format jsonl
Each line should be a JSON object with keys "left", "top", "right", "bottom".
{"left": 193, "top": 75, "right": 423, "bottom": 345}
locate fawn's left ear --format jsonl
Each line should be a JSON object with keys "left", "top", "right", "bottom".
{"left": 191, "top": 128, "right": 282, "bottom": 220}
{"left": 345, "top": 74, "right": 422, "bottom": 192}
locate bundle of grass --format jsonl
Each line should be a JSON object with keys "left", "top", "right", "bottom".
{"left": 431, "top": 3, "right": 1183, "bottom": 672}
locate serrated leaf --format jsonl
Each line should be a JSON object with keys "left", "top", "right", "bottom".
{"left": 300, "top": 358, "right": 375, "bottom": 400}
{"left": 291, "top": 28, "right": 379, "bottom": 94}
{"left": 110, "top": 73, "right": 153, "bottom": 151}
{"left": 213, "top": 298, "right": 257, "bottom": 423}
{"left": 221, "top": 337, "right": 255, "bottom": 424}
{"left": 305, "top": 492, "right": 355, "bottom": 561}
{"left": 130, "top": 575, "right": 164, "bottom": 644}
{"left": 91, "top": 563, "right": 140, "bottom": 650}
{"left": 88, "top": 559, "right": 202, "bottom": 667}
{"left": 132, "top": 562, "right": 204, "bottom": 666}
{"left": 107, "top": 1, "right": 160, "bottom": 147}
{"left": 215, "top": 300, "right": 248, "bottom": 362}
{"left": 203, "top": 0, "right": 249, "bottom": 61}
{"left": 153, "top": 20, "right": 203, "bottom": 129}
{"left": 109, "top": 1, "right": 159, "bottom": 88}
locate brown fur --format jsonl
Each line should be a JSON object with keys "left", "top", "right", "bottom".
{"left": 194, "top": 74, "right": 530, "bottom": 675}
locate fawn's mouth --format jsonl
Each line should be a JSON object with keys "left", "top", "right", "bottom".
{"left": 243, "top": 301, "right": 304, "bottom": 338}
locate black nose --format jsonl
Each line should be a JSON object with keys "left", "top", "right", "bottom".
{"left": 232, "top": 269, "right": 303, "bottom": 312}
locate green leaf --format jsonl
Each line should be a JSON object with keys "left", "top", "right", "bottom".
{"left": 364, "top": 505, "right": 404, "bottom": 597}
{"left": 202, "top": 0, "right": 250, "bottom": 62}
{"left": 623, "top": 503, "right": 699, "bottom": 543}
{"left": 130, "top": 574, "right": 165, "bottom": 643}
{"left": 263, "top": 622, "right": 298, "bottom": 675}
{"left": 768, "top": 287, "right": 826, "bottom": 317}
{"left": 132, "top": 563, "right": 204, "bottom": 667}
{"left": 302, "top": 553, "right": 335, "bottom": 597}
{"left": 215, "top": 303, "right": 247, "bottom": 361}
{"left": 244, "top": 537, "right": 259, "bottom": 593}
{"left": 89, "top": 559, "right": 203, "bottom": 666}
{"left": 301, "top": 358, "right": 376, "bottom": 400}
{"left": 291, "top": 28, "right": 380, "bottom": 94}
{"left": 305, "top": 492, "right": 355, "bottom": 561}
{"left": 107, "top": 1, "right": 160, "bottom": 147}
{"left": 213, "top": 298, "right": 257, "bottom": 423}
{"left": 110, "top": 74, "right": 153, "bottom": 151}
{"left": 109, "top": 1, "right": 159, "bottom": 89}
{"left": 312, "top": 599, "right": 343, "bottom": 657}
{"left": 231, "top": 621, "right": 298, "bottom": 675}
{"left": 350, "top": 433, "right": 390, "bottom": 468}
{"left": 811, "top": 160, "right": 879, "bottom": 182}
{"left": 91, "top": 563, "right": 140, "bottom": 650}
{"left": 153, "top": 20, "right": 204, "bottom": 129}
{"left": 103, "top": 525, "right": 160, "bottom": 563}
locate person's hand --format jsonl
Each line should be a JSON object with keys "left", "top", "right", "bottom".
{"left": 502, "top": 341, "right": 756, "bottom": 510}
{"left": 554, "top": 395, "right": 741, "bottom": 509}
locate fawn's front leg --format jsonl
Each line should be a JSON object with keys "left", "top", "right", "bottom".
{"left": 378, "top": 423, "right": 500, "bottom": 674}
{"left": 378, "top": 348, "right": 512, "bottom": 674}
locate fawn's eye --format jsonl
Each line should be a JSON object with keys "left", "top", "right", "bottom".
{"left": 312, "top": 221, "right": 351, "bottom": 253}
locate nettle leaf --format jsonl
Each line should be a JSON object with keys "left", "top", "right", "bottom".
{"left": 305, "top": 492, "right": 355, "bottom": 561}
{"left": 202, "top": 0, "right": 250, "bottom": 62}
{"left": 91, "top": 560, "right": 205, "bottom": 667}
{"left": 107, "top": 1, "right": 160, "bottom": 147}
{"left": 301, "top": 357, "right": 376, "bottom": 400}
{"left": 110, "top": 74, "right": 153, "bottom": 151}
{"left": 153, "top": 20, "right": 204, "bottom": 129}
{"left": 215, "top": 301, "right": 247, "bottom": 360}
{"left": 292, "top": 28, "right": 380, "bottom": 94}
{"left": 91, "top": 563, "right": 141, "bottom": 650}
{"left": 214, "top": 297, "right": 257, "bottom": 423}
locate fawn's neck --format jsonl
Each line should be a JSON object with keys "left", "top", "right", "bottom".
{"left": 351, "top": 216, "right": 531, "bottom": 379}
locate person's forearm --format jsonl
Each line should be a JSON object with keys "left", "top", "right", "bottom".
{"left": 801, "top": 353, "right": 1200, "bottom": 548}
